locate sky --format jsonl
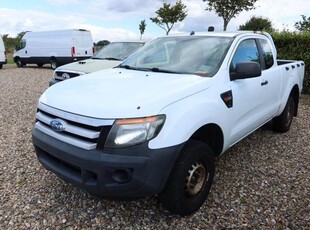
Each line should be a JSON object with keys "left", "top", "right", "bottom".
{"left": 0, "top": 0, "right": 309, "bottom": 43}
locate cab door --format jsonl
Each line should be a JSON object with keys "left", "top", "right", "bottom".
{"left": 228, "top": 38, "right": 269, "bottom": 144}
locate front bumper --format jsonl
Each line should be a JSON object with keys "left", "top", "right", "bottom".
{"left": 49, "top": 78, "right": 60, "bottom": 86}
{"left": 32, "top": 128, "right": 183, "bottom": 199}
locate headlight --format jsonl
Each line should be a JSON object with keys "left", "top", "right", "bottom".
{"left": 105, "top": 115, "right": 166, "bottom": 148}
{"left": 52, "top": 71, "right": 58, "bottom": 79}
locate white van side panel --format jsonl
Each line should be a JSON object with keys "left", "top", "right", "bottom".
{"left": 13, "top": 29, "right": 93, "bottom": 66}
{"left": 0, "top": 35, "right": 7, "bottom": 67}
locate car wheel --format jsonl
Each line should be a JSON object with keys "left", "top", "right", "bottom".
{"left": 16, "top": 59, "right": 24, "bottom": 68}
{"left": 50, "top": 59, "right": 58, "bottom": 70}
{"left": 273, "top": 95, "right": 295, "bottom": 133}
{"left": 158, "top": 140, "right": 215, "bottom": 216}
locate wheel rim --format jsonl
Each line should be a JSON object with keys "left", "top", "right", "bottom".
{"left": 51, "top": 61, "right": 57, "bottom": 69}
{"left": 185, "top": 160, "right": 207, "bottom": 196}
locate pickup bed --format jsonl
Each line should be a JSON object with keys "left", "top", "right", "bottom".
{"left": 32, "top": 31, "right": 304, "bottom": 215}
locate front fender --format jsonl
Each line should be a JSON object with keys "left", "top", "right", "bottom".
{"left": 149, "top": 89, "right": 233, "bottom": 152}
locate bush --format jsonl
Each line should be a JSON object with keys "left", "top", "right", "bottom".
{"left": 271, "top": 31, "right": 310, "bottom": 94}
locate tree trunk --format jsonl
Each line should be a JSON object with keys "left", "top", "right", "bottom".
{"left": 223, "top": 19, "right": 228, "bottom": 31}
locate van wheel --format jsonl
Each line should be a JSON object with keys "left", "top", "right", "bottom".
{"left": 158, "top": 140, "right": 215, "bottom": 216}
{"left": 273, "top": 95, "right": 295, "bottom": 133}
{"left": 50, "top": 59, "right": 58, "bottom": 70}
{"left": 16, "top": 59, "right": 24, "bottom": 68}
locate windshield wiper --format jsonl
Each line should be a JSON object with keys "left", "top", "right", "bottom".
{"left": 103, "top": 57, "right": 122, "bottom": 61}
{"left": 118, "top": 64, "right": 135, "bottom": 70}
{"left": 151, "top": 67, "right": 182, "bottom": 74}
{"left": 91, "top": 57, "right": 104, "bottom": 60}
{"left": 118, "top": 65, "right": 183, "bottom": 73}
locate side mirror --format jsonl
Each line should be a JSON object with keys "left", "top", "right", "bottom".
{"left": 231, "top": 61, "right": 261, "bottom": 80}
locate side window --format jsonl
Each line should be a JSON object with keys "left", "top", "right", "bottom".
{"left": 230, "top": 39, "right": 260, "bottom": 72}
{"left": 258, "top": 39, "right": 274, "bottom": 69}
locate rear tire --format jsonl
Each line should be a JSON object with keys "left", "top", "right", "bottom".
{"left": 273, "top": 95, "right": 295, "bottom": 133}
{"left": 158, "top": 140, "right": 215, "bottom": 216}
{"left": 50, "top": 59, "right": 58, "bottom": 70}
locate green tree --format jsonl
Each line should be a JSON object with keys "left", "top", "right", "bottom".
{"left": 203, "top": 0, "right": 258, "bottom": 31}
{"left": 150, "top": 0, "right": 187, "bottom": 35}
{"left": 239, "top": 16, "right": 274, "bottom": 32}
{"left": 2, "top": 34, "right": 19, "bottom": 52}
{"left": 16, "top": 31, "right": 27, "bottom": 42}
{"left": 96, "top": 40, "right": 110, "bottom": 47}
{"left": 139, "top": 20, "right": 147, "bottom": 39}
{"left": 294, "top": 15, "right": 310, "bottom": 31}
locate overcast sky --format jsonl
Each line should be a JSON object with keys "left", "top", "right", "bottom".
{"left": 0, "top": 0, "right": 309, "bottom": 42}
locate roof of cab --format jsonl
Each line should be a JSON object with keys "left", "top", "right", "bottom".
{"left": 165, "top": 30, "right": 265, "bottom": 38}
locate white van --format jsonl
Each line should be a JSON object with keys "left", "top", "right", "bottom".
{"left": 13, "top": 29, "right": 94, "bottom": 69}
{"left": 0, "top": 34, "right": 7, "bottom": 69}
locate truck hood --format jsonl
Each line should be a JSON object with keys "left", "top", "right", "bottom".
{"left": 56, "top": 58, "right": 122, "bottom": 73}
{"left": 41, "top": 68, "right": 212, "bottom": 119}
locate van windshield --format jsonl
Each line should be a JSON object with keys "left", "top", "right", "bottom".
{"left": 92, "top": 42, "right": 144, "bottom": 61}
{"left": 16, "top": 39, "right": 26, "bottom": 51}
{"left": 119, "top": 36, "right": 233, "bottom": 77}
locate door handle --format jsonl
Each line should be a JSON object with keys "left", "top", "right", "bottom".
{"left": 261, "top": 80, "right": 268, "bottom": 86}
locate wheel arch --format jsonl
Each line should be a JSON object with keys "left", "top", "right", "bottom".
{"left": 190, "top": 123, "right": 224, "bottom": 157}
{"left": 290, "top": 84, "right": 299, "bottom": 116}
{"left": 13, "top": 56, "right": 20, "bottom": 62}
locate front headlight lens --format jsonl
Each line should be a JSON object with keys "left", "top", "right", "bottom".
{"left": 105, "top": 115, "right": 165, "bottom": 148}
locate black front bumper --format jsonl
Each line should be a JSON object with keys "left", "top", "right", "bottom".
{"left": 32, "top": 128, "right": 183, "bottom": 199}
{"left": 48, "top": 78, "right": 60, "bottom": 87}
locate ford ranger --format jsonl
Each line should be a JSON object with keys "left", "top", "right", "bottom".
{"left": 32, "top": 31, "right": 305, "bottom": 215}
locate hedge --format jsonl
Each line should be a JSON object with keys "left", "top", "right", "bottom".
{"left": 271, "top": 31, "right": 310, "bottom": 94}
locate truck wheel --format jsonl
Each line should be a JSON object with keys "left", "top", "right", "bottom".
{"left": 273, "top": 95, "right": 295, "bottom": 133}
{"left": 158, "top": 140, "right": 215, "bottom": 216}
{"left": 16, "top": 59, "right": 24, "bottom": 68}
{"left": 50, "top": 59, "right": 58, "bottom": 70}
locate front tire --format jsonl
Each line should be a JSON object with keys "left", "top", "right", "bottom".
{"left": 158, "top": 140, "right": 215, "bottom": 216}
{"left": 273, "top": 95, "right": 295, "bottom": 133}
{"left": 16, "top": 59, "right": 24, "bottom": 68}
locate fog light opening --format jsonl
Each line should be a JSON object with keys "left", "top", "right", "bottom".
{"left": 111, "top": 168, "right": 133, "bottom": 183}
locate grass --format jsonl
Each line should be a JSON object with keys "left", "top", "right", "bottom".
{"left": 6, "top": 52, "right": 14, "bottom": 64}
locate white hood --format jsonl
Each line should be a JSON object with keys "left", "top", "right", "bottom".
{"left": 41, "top": 68, "right": 212, "bottom": 119}
{"left": 56, "top": 58, "right": 121, "bottom": 74}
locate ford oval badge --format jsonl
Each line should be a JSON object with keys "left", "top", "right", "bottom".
{"left": 50, "top": 119, "right": 66, "bottom": 132}
{"left": 61, "top": 73, "right": 70, "bottom": 79}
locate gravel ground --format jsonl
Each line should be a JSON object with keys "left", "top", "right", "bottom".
{"left": 0, "top": 64, "right": 309, "bottom": 229}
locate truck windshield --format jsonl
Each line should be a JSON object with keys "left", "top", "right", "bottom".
{"left": 92, "top": 42, "right": 144, "bottom": 61}
{"left": 119, "top": 36, "right": 233, "bottom": 77}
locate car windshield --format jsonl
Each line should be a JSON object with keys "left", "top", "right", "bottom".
{"left": 119, "top": 36, "right": 233, "bottom": 77}
{"left": 92, "top": 42, "right": 144, "bottom": 60}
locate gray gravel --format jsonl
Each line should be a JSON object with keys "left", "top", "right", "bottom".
{"left": 0, "top": 64, "right": 309, "bottom": 229}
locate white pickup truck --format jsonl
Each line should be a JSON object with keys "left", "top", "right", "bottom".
{"left": 32, "top": 31, "right": 305, "bottom": 216}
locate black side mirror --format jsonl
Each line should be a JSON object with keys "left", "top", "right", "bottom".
{"left": 231, "top": 61, "right": 261, "bottom": 80}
